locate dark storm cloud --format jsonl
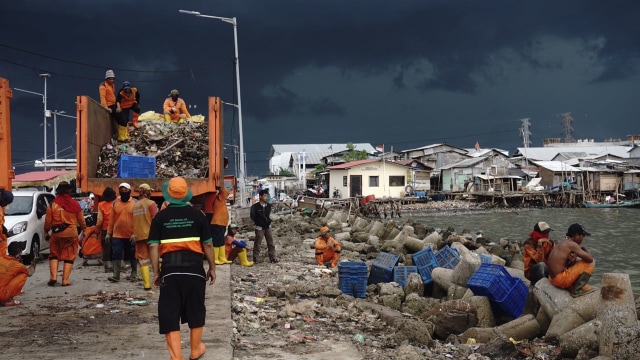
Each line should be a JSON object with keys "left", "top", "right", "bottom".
{"left": 2, "top": 0, "right": 640, "bottom": 174}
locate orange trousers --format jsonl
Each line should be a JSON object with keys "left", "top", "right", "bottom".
{"left": 134, "top": 240, "right": 150, "bottom": 261}
{"left": 548, "top": 260, "right": 595, "bottom": 289}
{"left": 315, "top": 249, "right": 340, "bottom": 268}
{"left": 49, "top": 236, "right": 79, "bottom": 262}
{"left": 0, "top": 273, "right": 27, "bottom": 303}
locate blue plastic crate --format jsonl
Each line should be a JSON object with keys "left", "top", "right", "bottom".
{"left": 478, "top": 253, "right": 492, "bottom": 264}
{"left": 467, "top": 263, "right": 516, "bottom": 300}
{"left": 412, "top": 247, "right": 438, "bottom": 284}
{"left": 393, "top": 266, "right": 418, "bottom": 287}
{"left": 118, "top": 155, "right": 156, "bottom": 178}
{"left": 338, "top": 262, "right": 368, "bottom": 277}
{"left": 368, "top": 252, "right": 400, "bottom": 284}
{"left": 492, "top": 278, "right": 529, "bottom": 318}
{"left": 338, "top": 275, "right": 367, "bottom": 298}
{"left": 435, "top": 246, "right": 460, "bottom": 269}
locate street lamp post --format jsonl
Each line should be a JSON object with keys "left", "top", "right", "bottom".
{"left": 39, "top": 74, "right": 51, "bottom": 170}
{"left": 179, "top": 9, "right": 247, "bottom": 207}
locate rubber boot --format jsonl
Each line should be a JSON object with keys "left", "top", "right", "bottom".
{"left": 213, "top": 247, "right": 224, "bottom": 265}
{"left": 237, "top": 249, "right": 254, "bottom": 267}
{"left": 104, "top": 260, "right": 113, "bottom": 273}
{"left": 140, "top": 265, "right": 152, "bottom": 290}
{"left": 48, "top": 259, "right": 59, "bottom": 286}
{"left": 128, "top": 260, "right": 140, "bottom": 281}
{"left": 131, "top": 112, "right": 141, "bottom": 129}
{"left": 108, "top": 261, "right": 121, "bottom": 282}
{"left": 189, "top": 327, "right": 206, "bottom": 360}
{"left": 216, "top": 246, "right": 232, "bottom": 264}
{"left": 164, "top": 113, "right": 172, "bottom": 123}
{"left": 165, "top": 331, "right": 184, "bottom": 360}
{"left": 571, "top": 272, "right": 595, "bottom": 297}
{"left": 315, "top": 254, "right": 324, "bottom": 266}
{"left": 227, "top": 247, "right": 241, "bottom": 263}
{"left": 61, "top": 262, "right": 73, "bottom": 286}
{"left": 117, "top": 125, "right": 130, "bottom": 141}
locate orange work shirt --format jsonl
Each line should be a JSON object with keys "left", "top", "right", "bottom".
{"left": 210, "top": 188, "right": 230, "bottom": 226}
{"left": 44, "top": 202, "right": 87, "bottom": 238}
{"left": 99, "top": 81, "right": 116, "bottom": 107}
{"left": 107, "top": 198, "right": 135, "bottom": 238}
{"left": 132, "top": 198, "right": 158, "bottom": 241}
{"left": 163, "top": 98, "right": 191, "bottom": 119}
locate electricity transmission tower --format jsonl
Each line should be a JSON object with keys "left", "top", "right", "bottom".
{"left": 561, "top": 112, "right": 574, "bottom": 143}
{"left": 520, "top": 118, "right": 532, "bottom": 148}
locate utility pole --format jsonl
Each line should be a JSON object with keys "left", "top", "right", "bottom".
{"left": 561, "top": 112, "right": 574, "bottom": 143}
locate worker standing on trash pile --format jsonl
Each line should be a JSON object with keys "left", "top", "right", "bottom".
{"left": 132, "top": 184, "right": 158, "bottom": 290}
{"left": 99, "top": 69, "right": 128, "bottom": 140}
{"left": 163, "top": 89, "right": 191, "bottom": 123}
{"left": 314, "top": 226, "right": 341, "bottom": 268}
{"left": 116, "top": 80, "right": 141, "bottom": 130}
{"left": 224, "top": 224, "right": 253, "bottom": 267}
{"left": 45, "top": 181, "right": 87, "bottom": 286}
{"left": 0, "top": 241, "right": 36, "bottom": 307}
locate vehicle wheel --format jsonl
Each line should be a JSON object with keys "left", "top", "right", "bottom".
{"left": 22, "top": 238, "right": 40, "bottom": 265}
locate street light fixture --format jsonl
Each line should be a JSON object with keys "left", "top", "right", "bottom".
{"left": 179, "top": 9, "right": 247, "bottom": 207}
{"left": 39, "top": 73, "right": 51, "bottom": 170}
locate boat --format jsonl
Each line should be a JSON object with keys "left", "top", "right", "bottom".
{"left": 584, "top": 199, "right": 640, "bottom": 208}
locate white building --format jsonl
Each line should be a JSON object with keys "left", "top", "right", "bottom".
{"left": 327, "top": 159, "right": 409, "bottom": 199}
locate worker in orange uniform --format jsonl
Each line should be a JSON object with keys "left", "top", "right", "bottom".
{"left": 96, "top": 187, "right": 117, "bottom": 272}
{"left": 163, "top": 89, "right": 191, "bottom": 123}
{"left": 45, "top": 181, "right": 87, "bottom": 286}
{"left": 522, "top": 221, "right": 555, "bottom": 285}
{"left": 116, "top": 81, "right": 142, "bottom": 130}
{"left": 210, "top": 186, "right": 232, "bottom": 265}
{"left": 224, "top": 224, "right": 253, "bottom": 267}
{"left": 315, "top": 227, "right": 341, "bottom": 268}
{"left": 0, "top": 241, "right": 36, "bottom": 306}
{"left": 105, "top": 183, "right": 136, "bottom": 283}
{"left": 99, "top": 69, "right": 127, "bottom": 140}
{"left": 132, "top": 183, "right": 158, "bottom": 290}
{"left": 0, "top": 189, "right": 14, "bottom": 255}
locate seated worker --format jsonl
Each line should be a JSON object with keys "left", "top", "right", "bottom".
{"left": 523, "top": 221, "right": 555, "bottom": 285}
{"left": 0, "top": 241, "right": 36, "bottom": 306}
{"left": 163, "top": 89, "right": 190, "bottom": 123}
{"left": 547, "top": 223, "right": 595, "bottom": 297}
{"left": 116, "top": 81, "right": 141, "bottom": 129}
{"left": 315, "top": 227, "right": 341, "bottom": 268}
{"left": 224, "top": 224, "right": 253, "bottom": 267}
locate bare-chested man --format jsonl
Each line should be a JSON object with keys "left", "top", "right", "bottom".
{"left": 547, "top": 223, "right": 595, "bottom": 297}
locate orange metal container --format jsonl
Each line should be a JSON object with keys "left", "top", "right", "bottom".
{"left": 0, "top": 78, "right": 14, "bottom": 191}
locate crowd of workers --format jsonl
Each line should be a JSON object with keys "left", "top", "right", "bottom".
{"left": 99, "top": 69, "right": 191, "bottom": 141}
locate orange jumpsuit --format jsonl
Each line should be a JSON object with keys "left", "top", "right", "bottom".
{"left": 163, "top": 97, "right": 191, "bottom": 121}
{"left": 315, "top": 235, "right": 342, "bottom": 268}
{"left": 44, "top": 202, "right": 87, "bottom": 262}
{"left": 132, "top": 198, "right": 158, "bottom": 261}
{"left": 0, "top": 253, "right": 28, "bottom": 304}
{"left": 548, "top": 260, "right": 595, "bottom": 290}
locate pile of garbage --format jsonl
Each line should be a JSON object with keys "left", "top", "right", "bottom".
{"left": 96, "top": 120, "right": 210, "bottom": 178}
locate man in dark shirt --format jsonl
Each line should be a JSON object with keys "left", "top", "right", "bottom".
{"left": 249, "top": 189, "right": 279, "bottom": 264}
{"left": 148, "top": 177, "right": 215, "bottom": 360}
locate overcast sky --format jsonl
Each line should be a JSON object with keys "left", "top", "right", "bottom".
{"left": 2, "top": 1, "right": 640, "bottom": 175}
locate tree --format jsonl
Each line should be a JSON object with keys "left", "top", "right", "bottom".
{"left": 278, "top": 168, "right": 295, "bottom": 177}
{"left": 342, "top": 142, "right": 368, "bottom": 162}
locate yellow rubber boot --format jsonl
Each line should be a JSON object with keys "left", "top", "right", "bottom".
{"left": 164, "top": 113, "right": 172, "bottom": 123}
{"left": 165, "top": 331, "right": 184, "bottom": 360}
{"left": 140, "top": 265, "right": 152, "bottom": 290}
{"left": 217, "top": 246, "right": 232, "bottom": 264}
{"left": 237, "top": 249, "right": 254, "bottom": 267}
{"left": 189, "top": 327, "right": 206, "bottom": 360}
{"left": 61, "top": 262, "right": 73, "bottom": 286}
{"left": 117, "top": 125, "right": 130, "bottom": 141}
{"left": 213, "top": 247, "right": 224, "bottom": 265}
{"left": 48, "top": 259, "right": 59, "bottom": 286}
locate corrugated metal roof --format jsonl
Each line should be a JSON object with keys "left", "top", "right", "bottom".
{"left": 530, "top": 160, "right": 581, "bottom": 172}
{"left": 517, "top": 146, "right": 631, "bottom": 160}
{"left": 327, "top": 159, "right": 380, "bottom": 170}
{"left": 271, "top": 143, "right": 376, "bottom": 156}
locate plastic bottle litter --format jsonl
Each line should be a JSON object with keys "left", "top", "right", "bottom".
{"left": 244, "top": 295, "right": 264, "bottom": 303}
{"left": 353, "top": 334, "right": 365, "bottom": 342}
{"left": 96, "top": 304, "right": 105, "bottom": 308}
{"left": 110, "top": 309, "right": 121, "bottom": 314}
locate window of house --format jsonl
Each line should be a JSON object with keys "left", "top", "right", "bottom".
{"left": 343, "top": 176, "right": 347, "bottom": 187}
{"left": 389, "top": 175, "right": 405, "bottom": 187}
{"left": 369, "top": 176, "right": 379, "bottom": 187}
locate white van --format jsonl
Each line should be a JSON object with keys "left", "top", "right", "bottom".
{"left": 4, "top": 190, "right": 55, "bottom": 263}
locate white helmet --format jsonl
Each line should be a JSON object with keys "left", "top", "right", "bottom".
{"left": 105, "top": 69, "right": 115, "bottom": 79}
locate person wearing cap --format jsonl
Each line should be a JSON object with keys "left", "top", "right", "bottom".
{"left": 105, "top": 183, "right": 136, "bottom": 283}
{"left": 131, "top": 184, "right": 158, "bottom": 290}
{"left": 0, "top": 241, "right": 36, "bottom": 306}
{"left": 314, "top": 226, "right": 342, "bottom": 268}
{"left": 44, "top": 181, "right": 87, "bottom": 286}
{"left": 116, "top": 80, "right": 142, "bottom": 130}
{"left": 163, "top": 89, "right": 191, "bottom": 123}
{"left": 210, "top": 185, "right": 232, "bottom": 265}
{"left": 148, "top": 177, "right": 215, "bottom": 360}
{"left": 224, "top": 224, "right": 253, "bottom": 267}
{"left": 96, "top": 187, "right": 117, "bottom": 272}
{"left": 0, "top": 189, "right": 15, "bottom": 255}
{"left": 522, "top": 221, "right": 555, "bottom": 284}
{"left": 250, "top": 189, "right": 279, "bottom": 263}
{"left": 547, "top": 223, "right": 596, "bottom": 297}
{"left": 99, "top": 69, "right": 126, "bottom": 139}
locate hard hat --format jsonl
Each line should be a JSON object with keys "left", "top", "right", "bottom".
{"left": 105, "top": 70, "right": 116, "bottom": 79}
{"left": 170, "top": 89, "right": 179, "bottom": 95}
{"left": 319, "top": 226, "right": 330, "bottom": 235}
{"left": 122, "top": 81, "right": 131, "bottom": 87}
